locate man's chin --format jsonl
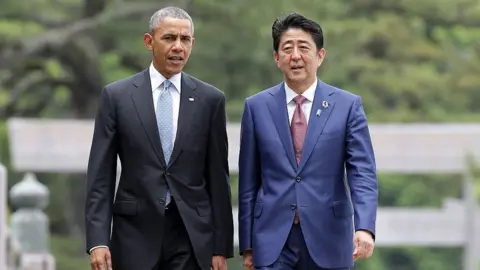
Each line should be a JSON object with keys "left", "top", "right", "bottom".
{"left": 166, "top": 67, "right": 185, "bottom": 75}
{"left": 287, "top": 74, "right": 307, "bottom": 82}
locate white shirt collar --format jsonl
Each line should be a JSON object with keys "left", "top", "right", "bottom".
{"left": 285, "top": 79, "right": 317, "bottom": 104}
{"left": 149, "top": 62, "right": 182, "bottom": 92}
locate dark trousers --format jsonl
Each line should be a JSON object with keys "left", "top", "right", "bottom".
{"left": 256, "top": 224, "right": 349, "bottom": 270}
{"left": 153, "top": 200, "right": 200, "bottom": 270}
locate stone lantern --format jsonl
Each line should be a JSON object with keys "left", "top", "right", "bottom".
{"left": 9, "top": 172, "right": 55, "bottom": 270}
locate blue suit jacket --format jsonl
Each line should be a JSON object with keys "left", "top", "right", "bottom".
{"left": 237, "top": 80, "right": 378, "bottom": 269}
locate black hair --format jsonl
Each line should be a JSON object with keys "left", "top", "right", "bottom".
{"left": 272, "top": 12, "right": 324, "bottom": 52}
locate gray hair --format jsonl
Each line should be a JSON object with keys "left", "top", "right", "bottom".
{"left": 149, "top": 6, "right": 194, "bottom": 35}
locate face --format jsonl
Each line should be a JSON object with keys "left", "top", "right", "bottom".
{"left": 274, "top": 28, "right": 326, "bottom": 89}
{"left": 144, "top": 17, "right": 195, "bottom": 78}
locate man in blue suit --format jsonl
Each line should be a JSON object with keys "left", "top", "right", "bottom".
{"left": 238, "top": 12, "right": 378, "bottom": 270}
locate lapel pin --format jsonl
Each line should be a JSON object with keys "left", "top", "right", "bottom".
{"left": 322, "top": 100, "right": 329, "bottom": 108}
{"left": 316, "top": 109, "right": 321, "bottom": 116}
{"left": 188, "top": 97, "right": 195, "bottom": 102}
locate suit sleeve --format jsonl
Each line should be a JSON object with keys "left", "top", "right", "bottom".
{"left": 85, "top": 87, "right": 118, "bottom": 254}
{"left": 237, "top": 99, "right": 261, "bottom": 254}
{"left": 205, "top": 93, "right": 234, "bottom": 258}
{"left": 345, "top": 96, "right": 378, "bottom": 239}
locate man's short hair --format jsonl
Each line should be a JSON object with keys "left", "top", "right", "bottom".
{"left": 149, "top": 6, "right": 194, "bottom": 34}
{"left": 271, "top": 12, "right": 324, "bottom": 52}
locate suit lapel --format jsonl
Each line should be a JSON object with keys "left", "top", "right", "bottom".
{"left": 131, "top": 69, "right": 166, "bottom": 167}
{"left": 168, "top": 72, "right": 198, "bottom": 166}
{"left": 267, "top": 83, "right": 297, "bottom": 170}
{"left": 297, "top": 80, "right": 335, "bottom": 172}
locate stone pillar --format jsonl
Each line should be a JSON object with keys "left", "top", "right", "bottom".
{"left": 0, "top": 163, "right": 7, "bottom": 270}
{"left": 9, "top": 172, "right": 55, "bottom": 270}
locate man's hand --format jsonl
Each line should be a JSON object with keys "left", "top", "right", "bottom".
{"left": 353, "top": 230, "right": 374, "bottom": 261}
{"left": 242, "top": 250, "right": 254, "bottom": 270}
{"left": 211, "top": 255, "right": 227, "bottom": 270}
{"left": 90, "top": 247, "right": 112, "bottom": 270}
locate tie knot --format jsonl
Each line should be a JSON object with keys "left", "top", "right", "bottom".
{"left": 163, "top": 80, "right": 171, "bottom": 90}
{"left": 293, "top": 95, "right": 307, "bottom": 105}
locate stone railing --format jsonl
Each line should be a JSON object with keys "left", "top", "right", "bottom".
{"left": 1, "top": 165, "right": 55, "bottom": 270}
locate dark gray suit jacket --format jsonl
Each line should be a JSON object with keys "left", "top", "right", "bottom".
{"left": 85, "top": 69, "right": 234, "bottom": 270}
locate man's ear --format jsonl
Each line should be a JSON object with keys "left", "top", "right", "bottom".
{"left": 273, "top": 51, "right": 280, "bottom": 68}
{"left": 144, "top": 33, "right": 154, "bottom": 51}
{"left": 317, "top": 48, "right": 326, "bottom": 67}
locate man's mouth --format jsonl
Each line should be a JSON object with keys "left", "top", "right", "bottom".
{"left": 291, "top": 66, "right": 303, "bottom": 70}
{"left": 168, "top": 56, "right": 184, "bottom": 62}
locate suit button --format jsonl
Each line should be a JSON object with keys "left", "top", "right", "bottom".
{"left": 291, "top": 204, "right": 297, "bottom": 210}
{"left": 166, "top": 172, "right": 171, "bottom": 176}
{"left": 159, "top": 198, "right": 166, "bottom": 205}
{"left": 295, "top": 176, "right": 301, "bottom": 182}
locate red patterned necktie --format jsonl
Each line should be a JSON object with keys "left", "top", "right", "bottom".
{"left": 290, "top": 95, "right": 307, "bottom": 224}
{"left": 291, "top": 95, "right": 308, "bottom": 164}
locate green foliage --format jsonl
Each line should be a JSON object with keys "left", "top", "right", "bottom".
{"left": 100, "top": 53, "right": 137, "bottom": 83}
{"left": 354, "top": 247, "right": 462, "bottom": 270}
{"left": 51, "top": 235, "right": 89, "bottom": 270}
{"left": 2, "top": 0, "right": 480, "bottom": 122}
{"left": 472, "top": 165, "right": 480, "bottom": 202}
{"left": 0, "top": 20, "right": 45, "bottom": 39}
{"left": 230, "top": 174, "right": 239, "bottom": 206}
{"left": 378, "top": 173, "right": 463, "bottom": 207}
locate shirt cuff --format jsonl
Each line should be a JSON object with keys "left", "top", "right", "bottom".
{"left": 89, "top": 245, "right": 109, "bottom": 254}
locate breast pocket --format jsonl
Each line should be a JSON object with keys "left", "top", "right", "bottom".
{"left": 318, "top": 129, "right": 344, "bottom": 142}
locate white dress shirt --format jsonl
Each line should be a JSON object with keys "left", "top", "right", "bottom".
{"left": 285, "top": 80, "right": 317, "bottom": 125}
{"left": 89, "top": 64, "right": 182, "bottom": 253}
{"left": 150, "top": 63, "right": 181, "bottom": 142}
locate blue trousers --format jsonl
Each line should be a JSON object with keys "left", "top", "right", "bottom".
{"left": 256, "top": 224, "right": 349, "bottom": 270}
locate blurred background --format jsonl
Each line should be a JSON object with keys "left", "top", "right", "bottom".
{"left": 1, "top": 0, "right": 480, "bottom": 269}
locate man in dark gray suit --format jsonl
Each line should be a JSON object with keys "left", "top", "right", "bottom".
{"left": 85, "top": 6, "right": 234, "bottom": 270}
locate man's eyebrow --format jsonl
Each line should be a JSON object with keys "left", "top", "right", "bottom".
{"left": 283, "top": 40, "right": 311, "bottom": 46}
{"left": 282, "top": 40, "right": 294, "bottom": 46}
{"left": 162, "top": 33, "right": 192, "bottom": 38}
{"left": 292, "top": 39, "right": 312, "bottom": 45}
{"left": 283, "top": 39, "right": 310, "bottom": 45}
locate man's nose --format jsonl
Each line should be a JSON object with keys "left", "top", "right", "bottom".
{"left": 172, "top": 38, "right": 183, "bottom": 51}
{"left": 291, "top": 47, "right": 301, "bottom": 60}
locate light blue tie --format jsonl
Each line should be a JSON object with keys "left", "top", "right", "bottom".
{"left": 156, "top": 80, "right": 173, "bottom": 206}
